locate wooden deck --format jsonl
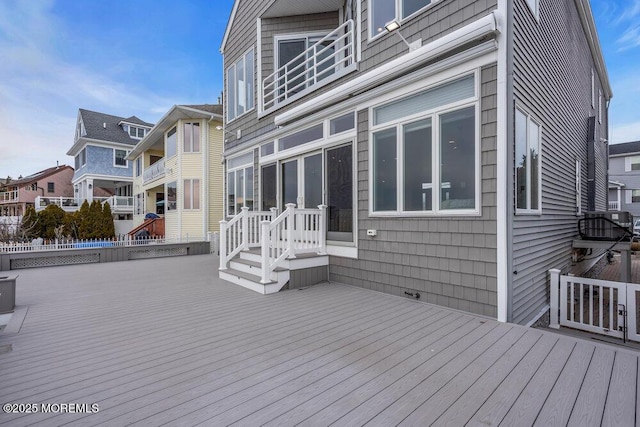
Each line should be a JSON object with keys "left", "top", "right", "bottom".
{"left": 0, "top": 254, "right": 638, "bottom": 426}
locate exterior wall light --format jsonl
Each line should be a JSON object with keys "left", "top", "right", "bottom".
{"left": 384, "top": 20, "right": 421, "bottom": 52}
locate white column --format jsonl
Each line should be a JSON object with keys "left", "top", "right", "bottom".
{"left": 549, "top": 268, "right": 561, "bottom": 329}
{"left": 219, "top": 220, "right": 228, "bottom": 270}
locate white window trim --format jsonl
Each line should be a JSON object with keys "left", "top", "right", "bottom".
{"left": 183, "top": 178, "right": 201, "bottom": 210}
{"left": 598, "top": 89, "right": 602, "bottom": 124}
{"left": 367, "top": 74, "right": 480, "bottom": 217}
{"left": 591, "top": 68, "right": 595, "bottom": 109}
{"left": 166, "top": 126, "right": 177, "bottom": 159}
{"left": 226, "top": 47, "right": 255, "bottom": 124}
{"left": 183, "top": 122, "right": 201, "bottom": 153}
{"left": 226, "top": 151, "right": 255, "bottom": 217}
{"left": 515, "top": 106, "right": 543, "bottom": 215}
{"left": 368, "top": 0, "right": 442, "bottom": 42}
{"left": 113, "top": 149, "right": 129, "bottom": 168}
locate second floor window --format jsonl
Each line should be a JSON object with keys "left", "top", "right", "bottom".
{"left": 370, "top": 0, "right": 437, "bottom": 39}
{"left": 114, "top": 149, "right": 128, "bottom": 167}
{"left": 227, "top": 48, "right": 254, "bottom": 122}
{"left": 135, "top": 156, "right": 142, "bottom": 177}
{"left": 183, "top": 122, "right": 201, "bottom": 153}
{"left": 628, "top": 156, "right": 640, "bottom": 171}
{"left": 47, "top": 182, "right": 54, "bottom": 193}
{"left": 166, "top": 126, "right": 177, "bottom": 158}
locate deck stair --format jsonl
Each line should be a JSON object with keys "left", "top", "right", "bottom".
{"left": 219, "top": 204, "right": 328, "bottom": 294}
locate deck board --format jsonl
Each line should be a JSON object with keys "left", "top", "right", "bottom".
{"left": 0, "top": 254, "right": 637, "bottom": 426}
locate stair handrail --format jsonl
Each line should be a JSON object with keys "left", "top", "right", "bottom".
{"left": 260, "top": 203, "right": 296, "bottom": 283}
{"left": 219, "top": 207, "right": 249, "bottom": 270}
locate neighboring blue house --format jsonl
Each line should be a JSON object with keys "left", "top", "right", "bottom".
{"left": 65, "top": 109, "right": 153, "bottom": 234}
{"left": 609, "top": 141, "right": 640, "bottom": 217}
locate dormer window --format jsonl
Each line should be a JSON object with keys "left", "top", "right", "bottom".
{"left": 128, "top": 126, "right": 146, "bottom": 139}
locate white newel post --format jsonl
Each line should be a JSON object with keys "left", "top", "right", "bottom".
{"left": 260, "top": 220, "right": 270, "bottom": 283}
{"left": 219, "top": 220, "right": 228, "bottom": 270}
{"left": 549, "top": 268, "right": 561, "bottom": 329}
{"left": 270, "top": 207, "right": 278, "bottom": 221}
{"left": 318, "top": 204, "right": 327, "bottom": 254}
{"left": 286, "top": 203, "right": 296, "bottom": 259}
{"left": 240, "top": 207, "right": 249, "bottom": 250}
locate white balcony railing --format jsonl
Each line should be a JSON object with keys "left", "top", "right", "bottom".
{"left": 262, "top": 19, "right": 356, "bottom": 112}
{"left": 0, "top": 190, "right": 18, "bottom": 203}
{"left": 143, "top": 158, "right": 166, "bottom": 184}
{"left": 35, "top": 196, "right": 134, "bottom": 214}
{"left": 608, "top": 200, "right": 620, "bottom": 211}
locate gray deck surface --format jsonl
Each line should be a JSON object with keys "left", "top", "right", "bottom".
{"left": 0, "top": 254, "right": 638, "bottom": 426}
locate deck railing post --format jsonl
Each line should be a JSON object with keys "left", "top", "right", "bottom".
{"left": 318, "top": 204, "right": 327, "bottom": 254}
{"left": 549, "top": 268, "right": 561, "bottom": 329}
{"left": 260, "top": 220, "right": 270, "bottom": 283}
{"left": 219, "top": 220, "right": 228, "bottom": 270}
{"left": 286, "top": 203, "right": 296, "bottom": 259}
{"left": 241, "top": 207, "right": 249, "bottom": 251}
{"left": 270, "top": 207, "right": 278, "bottom": 221}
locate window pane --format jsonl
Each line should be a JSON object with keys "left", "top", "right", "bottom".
{"left": 374, "top": 75, "right": 475, "bottom": 125}
{"left": 282, "top": 160, "right": 298, "bottom": 207}
{"left": 228, "top": 152, "right": 253, "bottom": 169}
{"left": 371, "top": 0, "right": 395, "bottom": 37}
{"left": 373, "top": 128, "right": 397, "bottom": 211}
{"left": 402, "top": 0, "right": 431, "bottom": 17}
{"left": 184, "top": 123, "right": 192, "bottom": 152}
{"left": 330, "top": 113, "right": 355, "bottom": 135}
{"left": 261, "top": 165, "right": 277, "bottom": 211}
{"left": 278, "top": 39, "right": 306, "bottom": 99}
{"left": 278, "top": 124, "right": 323, "bottom": 151}
{"left": 260, "top": 142, "right": 274, "bottom": 157}
{"left": 515, "top": 109, "right": 527, "bottom": 210}
{"left": 193, "top": 179, "right": 200, "bottom": 210}
{"left": 326, "top": 144, "right": 353, "bottom": 240}
{"left": 633, "top": 190, "right": 640, "bottom": 203}
{"left": 236, "top": 170, "right": 244, "bottom": 214}
{"left": 403, "top": 119, "right": 432, "bottom": 211}
{"left": 529, "top": 120, "right": 540, "bottom": 210}
{"left": 227, "top": 65, "right": 236, "bottom": 121}
{"left": 166, "top": 127, "right": 177, "bottom": 158}
{"left": 440, "top": 106, "right": 475, "bottom": 210}
{"left": 245, "top": 51, "right": 254, "bottom": 111}
{"left": 184, "top": 179, "right": 192, "bottom": 209}
{"left": 192, "top": 123, "right": 200, "bottom": 152}
{"left": 115, "top": 149, "right": 127, "bottom": 166}
{"left": 244, "top": 167, "right": 253, "bottom": 210}
{"left": 227, "top": 172, "right": 235, "bottom": 216}
{"left": 304, "top": 154, "right": 323, "bottom": 208}
{"left": 237, "top": 58, "right": 245, "bottom": 114}
{"left": 167, "top": 181, "right": 177, "bottom": 211}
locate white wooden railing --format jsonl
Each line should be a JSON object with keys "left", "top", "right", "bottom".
{"left": 35, "top": 196, "right": 134, "bottom": 213}
{"left": 143, "top": 158, "right": 166, "bottom": 184}
{"left": 608, "top": 200, "right": 620, "bottom": 211}
{"left": 219, "top": 204, "right": 327, "bottom": 283}
{"left": 219, "top": 207, "right": 278, "bottom": 270}
{"left": 260, "top": 204, "right": 327, "bottom": 284}
{"left": 549, "top": 269, "right": 640, "bottom": 342}
{"left": 0, "top": 190, "right": 19, "bottom": 202}
{"left": 262, "top": 19, "right": 356, "bottom": 112}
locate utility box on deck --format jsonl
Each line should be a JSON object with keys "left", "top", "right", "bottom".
{"left": 579, "top": 211, "right": 633, "bottom": 241}
{"left": 0, "top": 275, "right": 17, "bottom": 314}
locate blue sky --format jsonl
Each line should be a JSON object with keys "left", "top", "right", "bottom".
{"left": 0, "top": 0, "right": 638, "bottom": 179}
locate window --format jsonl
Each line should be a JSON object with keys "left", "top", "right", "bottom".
{"left": 227, "top": 48, "right": 254, "bottom": 121}
{"left": 114, "top": 149, "right": 128, "bottom": 167}
{"left": 330, "top": 113, "right": 355, "bottom": 135}
{"left": 591, "top": 69, "right": 595, "bottom": 108}
{"left": 166, "top": 181, "right": 177, "bottom": 211}
{"left": 598, "top": 90, "right": 602, "bottom": 124}
{"left": 135, "top": 156, "right": 142, "bottom": 177}
{"left": 183, "top": 122, "right": 201, "bottom": 153}
{"left": 128, "top": 126, "right": 146, "bottom": 139}
{"left": 134, "top": 193, "right": 144, "bottom": 215}
{"left": 629, "top": 156, "right": 640, "bottom": 171}
{"left": 278, "top": 124, "right": 323, "bottom": 151}
{"left": 75, "top": 147, "right": 87, "bottom": 169}
{"left": 275, "top": 34, "right": 335, "bottom": 100}
{"left": 515, "top": 107, "right": 541, "bottom": 213}
{"left": 633, "top": 190, "right": 640, "bottom": 203}
{"left": 370, "top": 74, "right": 478, "bottom": 215}
{"left": 47, "top": 182, "right": 54, "bottom": 193}
{"left": 166, "top": 126, "right": 177, "bottom": 158}
{"left": 369, "top": 0, "right": 438, "bottom": 39}
{"left": 260, "top": 142, "right": 274, "bottom": 157}
{"left": 183, "top": 179, "right": 200, "bottom": 210}
{"left": 227, "top": 153, "right": 254, "bottom": 216}
{"left": 29, "top": 183, "right": 38, "bottom": 191}
{"left": 575, "top": 159, "right": 582, "bottom": 216}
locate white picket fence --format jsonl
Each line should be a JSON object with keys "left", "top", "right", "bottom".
{"left": 549, "top": 269, "right": 640, "bottom": 342}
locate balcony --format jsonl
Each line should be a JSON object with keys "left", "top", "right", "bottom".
{"left": 0, "top": 190, "right": 18, "bottom": 203}
{"left": 608, "top": 200, "right": 620, "bottom": 211}
{"left": 262, "top": 19, "right": 356, "bottom": 113}
{"left": 143, "top": 158, "right": 166, "bottom": 184}
{"left": 35, "top": 196, "right": 133, "bottom": 214}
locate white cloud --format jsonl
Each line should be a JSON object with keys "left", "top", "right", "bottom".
{"left": 617, "top": 25, "right": 640, "bottom": 51}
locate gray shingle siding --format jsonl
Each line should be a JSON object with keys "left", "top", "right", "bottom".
{"left": 329, "top": 64, "right": 499, "bottom": 318}
{"left": 510, "top": 0, "right": 608, "bottom": 324}
{"left": 223, "top": 0, "right": 497, "bottom": 154}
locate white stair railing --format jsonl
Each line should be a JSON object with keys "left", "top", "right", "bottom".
{"left": 260, "top": 204, "right": 327, "bottom": 284}
{"left": 219, "top": 207, "right": 278, "bottom": 270}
